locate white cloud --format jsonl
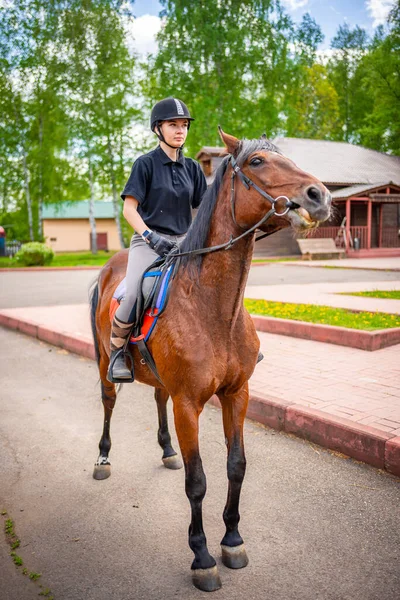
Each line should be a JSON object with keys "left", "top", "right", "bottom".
{"left": 280, "top": 0, "right": 310, "bottom": 10}
{"left": 366, "top": 0, "right": 395, "bottom": 27}
{"left": 125, "top": 14, "right": 162, "bottom": 56}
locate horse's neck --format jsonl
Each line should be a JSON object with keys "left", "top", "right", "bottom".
{"left": 198, "top": 175, "right": 254, "bottom": 320}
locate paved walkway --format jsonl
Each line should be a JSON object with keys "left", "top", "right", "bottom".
{"left": 283, "top": 257, "right": 400, "bottom": 270}
{"left": 3, "top": 329, "right": 399, "bottom": 600}
{"left": 2, "top": 303, "right": 399, "bottom": 436}
{"left": 0, "top": 258, "right": 399, "bottom": 474}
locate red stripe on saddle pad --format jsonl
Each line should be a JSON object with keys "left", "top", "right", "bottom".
{"left": 109, "top": 298, "right": 159, "bottom": 343}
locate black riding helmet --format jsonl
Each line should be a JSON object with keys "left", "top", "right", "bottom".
{"left": 151, "top": 98, "right": 194, "bottom": 149}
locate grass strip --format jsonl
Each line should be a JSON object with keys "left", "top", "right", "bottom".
{"left": 339, "top": 290, "right": 400, "bottom": 300}
{"left": 244, "top": 298, "right": 400, "bottom": 331}
{"left": 0, "top": 250, "right": 117, "bottom": 269}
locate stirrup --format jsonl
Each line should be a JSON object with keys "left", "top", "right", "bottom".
{"left": 107, "top": 348, "right": 135, "bottom": 384}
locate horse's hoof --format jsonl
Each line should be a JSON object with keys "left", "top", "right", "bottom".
{"left": 221, "top": 544, "right": 249, "bottom": 569}
{"left": 93, "top": 464, "right": 111, "bottom": 480}
{"left": 162, "top": 455, "right": 183, "bottom": 470}
{"left": 192, "top": 565, "right": 222, "bottom": 592}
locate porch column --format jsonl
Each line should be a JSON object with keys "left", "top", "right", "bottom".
{"left": 367, "top": 199, "right": 372, "bottom": 250}
{"left": 378, "top": 204, "right": 383, "bottom": 248}
{"left": 345, "top": 198, "right": 351, "bottom": 252}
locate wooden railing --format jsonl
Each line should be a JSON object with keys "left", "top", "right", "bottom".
{"left": 381, "top": 227, "right": 400, "bottom": 248}
{"left": 311, "top": 225, "right": 400, "bottom": 249}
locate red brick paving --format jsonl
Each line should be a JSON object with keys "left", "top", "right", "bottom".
{"left": 0, "top": 303, "right": 399, "bottom": 474}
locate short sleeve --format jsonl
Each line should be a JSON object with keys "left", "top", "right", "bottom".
{"left": 191, "top": 162, "right": 207, "bottom": 209}
{"left": 120, "top": 157, "right": 151, "bottom": 202}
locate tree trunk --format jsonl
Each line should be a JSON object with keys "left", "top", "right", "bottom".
{"left": 22, "top": 147, "right": 34, "bottom": 241}
{"left": 88, "top": 157, "right": 97, "bottom": 254}
{"left": 38, "top": 114, "right": 44, "bottom": 240}
{"left": 107, "top": 138, "right": 125, "bottom": 249}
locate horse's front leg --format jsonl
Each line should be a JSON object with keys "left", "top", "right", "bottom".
{"left": 154, "top": 387, "right": 182, "bottom": 469}
{"left": 217, "top": 383, "right": 249, "bottom": 569}
{"left": 173, "top": 399, "right": 222, "bottom": 592}
{"left": 93, "top": 355, "right": 117, "bottom": 480}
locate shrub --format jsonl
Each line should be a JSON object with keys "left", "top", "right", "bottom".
{"left": 15, "top": 242, "right": 54, "bottom": 267}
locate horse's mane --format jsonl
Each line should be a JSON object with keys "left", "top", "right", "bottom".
{"left": 179, "top": 136, "right": 281, "bottom": 276}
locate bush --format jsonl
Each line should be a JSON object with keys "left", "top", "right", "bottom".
{"left": 15, "top": 242, "right": 54, "bottom": 266}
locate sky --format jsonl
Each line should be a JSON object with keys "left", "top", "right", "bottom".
{"left": 128, "top": 0, "right": 396, "bottom": 55}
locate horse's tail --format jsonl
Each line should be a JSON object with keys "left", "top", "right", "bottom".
{"left": 89, "top": 278, "right": 101, "bottom": 367}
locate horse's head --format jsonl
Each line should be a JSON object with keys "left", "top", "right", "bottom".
{"left": 219, "top": 129, "right": 332, "bottom": 233}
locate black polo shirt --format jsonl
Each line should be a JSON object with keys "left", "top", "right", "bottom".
{"left": 121, "top": 146, "right": 207, "bottom": 236}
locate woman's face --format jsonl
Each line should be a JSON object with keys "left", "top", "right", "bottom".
{"left": 159, "top": 119, "right": 189, "bottom": 147}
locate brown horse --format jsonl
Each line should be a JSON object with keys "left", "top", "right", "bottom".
{"left": 90, "top": 129, "right": 331, "bottom": 592}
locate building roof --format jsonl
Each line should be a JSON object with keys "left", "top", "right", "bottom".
{"left": 331, "top": 183, "right": 393, "bottom": 199}
{"left": 196, "top": 147, "right": 228, "bottom": 159}
{"left": 272, "top": 138, "right": 400, "bottom": 186}
{"left": 43, "top": 201, "right": 115, "bottom": 220}
{"left": 196, "top": 138, "right": 400, "bottom": 187}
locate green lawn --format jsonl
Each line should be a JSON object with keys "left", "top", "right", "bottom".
{"left": 0, "top": 251, "right": 298, "bottom": 269}
{"left": 0, "top": 251, "right": 117, "bottom": 268}
{"left": 252, "top": 257, "right": 299, "bottom": 263}
{"left": 340, "top": 290, "right": 400, "bottom": 300}
{"left": 244, "top": 298, "right": 400, "bottom": 331}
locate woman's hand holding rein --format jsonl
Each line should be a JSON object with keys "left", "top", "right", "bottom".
{"left": 145, "top": 231, "right": 177, "bottom": 257}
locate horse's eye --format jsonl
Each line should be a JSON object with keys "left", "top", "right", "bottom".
{"left": 250, "top": 157, "right": 263, "bottom": 166}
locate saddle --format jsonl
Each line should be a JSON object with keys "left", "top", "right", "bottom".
{"left": 109, "top": 257, "right": 178, "bottom": 382}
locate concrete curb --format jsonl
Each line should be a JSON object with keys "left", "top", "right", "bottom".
{"left": 1, "top": 311, "right": 398, "bottom": 477}
{"left": 251, "top": 315, "right": 400, "bottom": 351}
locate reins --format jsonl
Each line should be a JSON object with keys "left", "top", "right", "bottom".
{"left": 167, "top": 155, "right": 299, "bottom": 261}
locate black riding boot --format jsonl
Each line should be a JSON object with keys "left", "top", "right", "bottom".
{"left": 107, "top": 316, "right": 135, "bottom": 383}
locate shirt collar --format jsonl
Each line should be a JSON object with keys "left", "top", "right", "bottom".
{"left": 157, "top": 145, "right": 185, "bottom": 166}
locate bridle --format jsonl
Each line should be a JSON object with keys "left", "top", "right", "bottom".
{"left": 167, "top": 154, "right": 299, "bottom": 261}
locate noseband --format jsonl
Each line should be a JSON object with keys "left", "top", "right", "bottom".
{"left": 168, "top": 155, "right": 299, "bottom": 260}
{"left": 230, "top": 156, "right": 297, "bottom": 231}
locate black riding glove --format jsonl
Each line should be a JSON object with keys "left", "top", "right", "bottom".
{"left": 146, "top": 231, "right": 176, "bottom": 257}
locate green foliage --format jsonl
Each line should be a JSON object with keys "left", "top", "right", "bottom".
{"left": 15, "top": 242, "right": 54, "bottom": 266}
{"left": 29, "top": 571, "right": 41, "bottom": 580}
{"left": 143, "top": 0, "right": 296, "bottom": 154}
{"left": 10, "top": 552, "right": 23, "bottom": 566}
{"left": 244, "top": 299, "right": 400, "bottom": 330}
{"left": 341, "top": 290, "right": 400, "bottom": 300}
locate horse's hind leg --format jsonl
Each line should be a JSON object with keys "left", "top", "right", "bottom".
{"left": 154, "top": 387, "right": 182, "bottom": 470}
{"left": 217, "top": 384, "right": 249, "bottom": 569}
{"left": 93, "top": 356, "right": 117, "bottom": 480}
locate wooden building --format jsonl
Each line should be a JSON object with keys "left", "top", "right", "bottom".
{"left": 43, "top": 201, "right": 120, "bottom": 252}
{"left": 196, "top": 140, "right": 400, "bottom": 257}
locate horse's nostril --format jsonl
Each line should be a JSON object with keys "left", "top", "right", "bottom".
{"left": 307, "top": 186, "right": 322, "bottom": 203}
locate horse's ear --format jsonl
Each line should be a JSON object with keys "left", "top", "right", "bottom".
{"left": 261, "top": 133, "right": 267, "bottom": 139}
{"left": 218, "top": 126, "right": 240, "bottom": 156}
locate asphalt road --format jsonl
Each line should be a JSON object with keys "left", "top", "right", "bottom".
{"left": 1, "top": 329, "right": 399, "bottom": 600}
{"left": 1, "top": 264, "right": 399, "bottom": 309}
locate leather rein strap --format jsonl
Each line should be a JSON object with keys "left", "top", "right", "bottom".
{"left": 167, "top": 155, "right": 298, "bottom": 261}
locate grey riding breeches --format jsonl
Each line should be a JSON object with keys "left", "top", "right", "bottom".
{"left": 115, "top": 231, "right": 186, "bottom": 323}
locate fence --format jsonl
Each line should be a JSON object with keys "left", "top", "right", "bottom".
{"left": 5, "top": 241, "right": 22, "bottom": 257}
{"left": 313, "top": 226, "right": 369, "bottom": 249}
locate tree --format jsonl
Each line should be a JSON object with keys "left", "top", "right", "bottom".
{"left": 60, "top": 0, "right": 137, "bottom": 251}
{"left": 286, "top": 64, "right": 340, "bottom": 139}
{"left": 143, "top": 0, "right": 295, "bottom": 155}
{"left": 356, "top": 4, "right": 400, "bottom": 153}
{"left": 327, "top": 23, "right": 369, "bottom": 142}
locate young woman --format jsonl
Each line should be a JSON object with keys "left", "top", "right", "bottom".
{"left": 108, "top": 98, "right": 207, "bottom": 383}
